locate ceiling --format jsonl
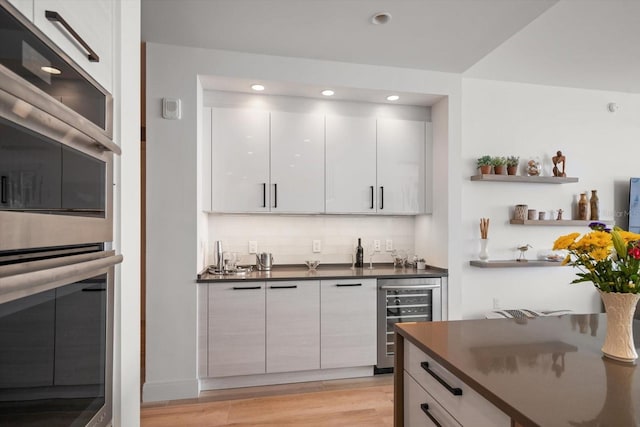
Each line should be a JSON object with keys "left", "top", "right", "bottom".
{"left": 142, "top": 0, "right": 640, "bottom": 96}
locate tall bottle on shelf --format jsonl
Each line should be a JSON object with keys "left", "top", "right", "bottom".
{"left": 590, "top": 190, "right": 599, "bottom": 220}
{"left": 578, "top": 193, "right": 588, "bottom": 220}
{"left": 355, "top": 238, "right": 364, "bottom": 268}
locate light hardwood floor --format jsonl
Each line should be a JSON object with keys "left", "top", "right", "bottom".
{"left": 141, "top": 375, "right": 394, "bottom": 427}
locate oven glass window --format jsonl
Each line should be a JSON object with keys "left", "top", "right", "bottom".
{"left": 0, "top": 274, "right": 107, "bottom": 426}
{"left": 0, "top": 5, "right": 106, "bottom": 129}
{"left": 0, "top": 118, "right": 106, "bottom": 217}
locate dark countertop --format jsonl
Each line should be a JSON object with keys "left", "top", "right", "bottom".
{"left": 396, "top": 315, "right": 640, "bottom": 427}
{"left": 197, "top": 263, "right": 447, "bottom": 282}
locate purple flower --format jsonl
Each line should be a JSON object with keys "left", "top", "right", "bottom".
{"left": 589, "top": 222, "right": 608, "bottom": 231}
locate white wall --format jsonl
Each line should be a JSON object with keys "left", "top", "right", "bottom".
{"left": 145, "top": 42, "right": 461, "bottom": 401}
{"left": 209, "top": 214, "right": 416, "bottom": 266}
{"left": 459, "top": 78, "right": 640, "bottom": 319}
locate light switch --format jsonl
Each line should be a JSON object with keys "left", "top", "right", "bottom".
{"left": 385, "top": 239, "right": 393, "bottom": 251}
{"left": 248, "top": 241, "right": 258, "bottom": 254}
{"left": 312, "top": 240, "right": 322, "bottom": 253}
{"left": 373, "top": 240, "right": 381, "bottom": 251}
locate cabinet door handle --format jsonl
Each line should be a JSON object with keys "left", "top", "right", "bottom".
{"left": 380, "top": 186, "right": 384, "bottom": 210}
{"left": 273, "top": 183, "right": 278, "bottom": 208}
{"left": 336, "top": 283, "right": 362, "bottom": 287}
{"left": 421, "top": 361, "right": 463, "bottom": 396}
{"left": 262, "top": 183, "right": 266, "bottom": 208}
{"left": 370, "top": 186, "right": 374, "bottom": 209}
{"left": 420, "top": 403, "right": 443, "bottom": 427}
{"left": 232, "top": 286, "right": 261, "bottom": 290}
{"left": 1, "top": 176, "right": 7, "bottom": 204}
{"left": 269, "top": 285, "right": 297, "bottom": 289}
{"left": 45, "top": 10, "right": 100, "bottom": 62}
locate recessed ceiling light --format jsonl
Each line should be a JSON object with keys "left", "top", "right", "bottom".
{"left": 386, "top": 95, "right": 400, "bottom": 101}
{"left": 41, "top": 66, "right": 61, "bottom": 75}
{"left": 251, "top": 84, "right": 265, "bottom": 91}
{"left": 371, "top": 12, "right": 392, "bottom": 25}
{"left": 321, "top": 89, "right": 335, "bottom": 96}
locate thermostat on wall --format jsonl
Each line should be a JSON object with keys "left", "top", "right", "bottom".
{"left": 162, "top": 98, "right": 181, "bottom": 120}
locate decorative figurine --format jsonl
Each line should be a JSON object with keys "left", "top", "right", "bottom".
{"left": 552, "top": 151, "right": 566, "bottom": 177}
{"left": 517, "top": 244, "right": 532, "bottom": 262}
{"left": 556, "top": 209, "right": 564, "bottom": 220}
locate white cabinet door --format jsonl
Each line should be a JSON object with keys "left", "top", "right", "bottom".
{"left": 33, "top": 0, "right": 113, "bottom": 92}
{"left": 7, "top": 0, "right": 33, "bottom": 20}
{"left": 208, "top": 282, "right": 265, "bottom": 377}
{"left": 325, "top": 115, "right": 377, "bottom": 213}
{"left": 320, "top": 279, "right": 377, "bottom": 369}
{"left": 377, "top": 118, "right": 426, "bottom": 214}
{"left": 266, "top": 281, "right": 320, "bottom": 373}
{"left": 270, "top": 112, "right": 325, "bottom": 213}
{"left": 210, "top": 108, "right": 270, "bottom": 213}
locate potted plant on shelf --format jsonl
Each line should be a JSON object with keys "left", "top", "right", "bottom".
{"left": 506, "top": 156, "right": 519, "bottom": 175}
{"left": 492, "top": 156, "right": 507, "bottom": 175}
{"left": 477, "top": 155, "right": 492, "bottom": 174}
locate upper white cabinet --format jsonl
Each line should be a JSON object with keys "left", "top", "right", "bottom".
{"left": 206, "top": 107, "right": 430, "bottom": 215}
{"left": 210, "top": 108, "right": 270, "bottom": 213}
{"left": 325, "top": 115, "right": 377, "bottom": 214}
{"left": 377, "top": 118, "right": 426, "bottom": 214}
{"left": 33, "top": 0, "right": 113, "bottom": 92}
{"left": 270, "top": 112, "right": 325, "bottom": 213}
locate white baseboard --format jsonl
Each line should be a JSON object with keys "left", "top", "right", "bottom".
{"left": 199, "top": 366, "right": 374, "bottom": 391}
{"left": 142, "top": 378, "right": 199, "bottom": 402}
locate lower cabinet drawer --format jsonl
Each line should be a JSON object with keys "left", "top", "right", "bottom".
{"left": 404, "top": 371, "right": 462, "bottom": 427}
{"left": 405, "top": 341, "right": 510, "bottom": 427}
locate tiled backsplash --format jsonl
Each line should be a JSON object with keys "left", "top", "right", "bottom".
{"left": 207, "top": 214, "right": 416, "bottom": 266}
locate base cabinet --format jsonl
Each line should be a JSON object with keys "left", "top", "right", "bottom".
{"left": 206, "top": 279, "right": 376, "bottom": 382}
{"left": 266, "top": 281, "right": 320, "bottom": 373}
{"left": 404, "top": 372, "right": 461, "bottom": 427}
{"left": 320, "top": 279, "right": 377, "bottom": 369}
{"left": 208, "top": 282, "right": 266, "bottom": 377}
{"left": 404, "top": 341, "right": 510, "bottom": 427}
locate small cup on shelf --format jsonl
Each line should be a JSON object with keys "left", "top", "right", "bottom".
{"left": 527, "top": 209, "right": 537, "bottom": 220}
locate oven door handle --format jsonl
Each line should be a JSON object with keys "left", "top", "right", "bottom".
{"left": 380, "top": 284, "right": 441, "bottom": 290}
{"left": 0, "top": 253, "right": 122, "bottom": 304}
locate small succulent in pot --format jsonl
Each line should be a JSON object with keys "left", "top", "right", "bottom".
{"left": 492, "top": 156, "right": 507, "bottom": 175}
{"left": 477, "top": 155, "right": 493, "bottom": 174}
{"left": 506, "top": 156, "right": 519, "bottom": 175}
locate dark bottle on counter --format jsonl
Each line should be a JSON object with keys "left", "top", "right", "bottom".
{"left": 355, "top": 238, "right": 364, "bottom": 267}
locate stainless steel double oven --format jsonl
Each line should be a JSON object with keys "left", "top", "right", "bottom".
{"left": 0, "top": 1, "right": 121, "bottom": 426}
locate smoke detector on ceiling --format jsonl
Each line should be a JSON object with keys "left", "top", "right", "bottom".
{"left": 371, "top": 12, "right": 392, "bottom": 25}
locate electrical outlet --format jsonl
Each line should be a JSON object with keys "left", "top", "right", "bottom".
{"left": 312, "top": 240, "right": 322, "bottom": 253}
{"left": 248, "top": 241, "right": 258, "bottom": 254}
{"left": 385, "top": 239, "right": 393, "bottom": 251}
{"left": 493, "top": 298, "right": 500, "bottom": 309}
{"left": 373, "top": 239, "right": 381, "bottom": 251}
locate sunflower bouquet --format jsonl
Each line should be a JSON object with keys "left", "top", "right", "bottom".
{"left": 553, "top": 222, "right": 640, "bottom": 293}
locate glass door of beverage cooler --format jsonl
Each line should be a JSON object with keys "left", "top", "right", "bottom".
{"left": 376, "top": 278, "right": 442, "bottom": 370}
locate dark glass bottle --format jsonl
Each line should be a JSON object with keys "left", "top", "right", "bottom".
{"left": 355, "top": 238, "right": 364, "bottom": 267}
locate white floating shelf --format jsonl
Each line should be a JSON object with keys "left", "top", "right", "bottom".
{"left": 470, "top": 175, "right": 579, "bottom": 184}
{"left": 469, "top": 260, "right": 564, "bottom": 268}
{"left": 509, "top": 219, "right": 612, "bottom": 226}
